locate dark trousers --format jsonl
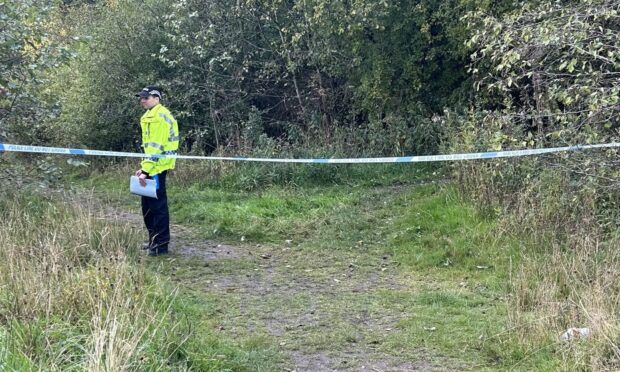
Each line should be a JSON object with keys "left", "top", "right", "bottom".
{"left": 141, "top": 171, "right": 170, "bottom": 249}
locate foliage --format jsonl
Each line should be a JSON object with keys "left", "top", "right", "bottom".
{"left": 40, "top": 0, "right": 518, "bottom": 157}
{"left": 449, "top": 2, "right": 620, "bottom": 368}
{"left": 0, "top": 0, "right": 75, "bottom": 144}
{"left": 49, "top": 0, "right": 174, "bottom": 150}
{"left": 465, "top": 0, "right": 620, "bottom": 147}
{"left": 452, "top": 0, "right": 620, "bottom": 221}
{"left": 456, "top": 0, "right": 620, "bottom": 225}
{"left": 149, "top": 0, "right": 511, "bottom": 155}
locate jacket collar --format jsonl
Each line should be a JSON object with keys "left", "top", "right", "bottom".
{"left": 147, "top": 103, "right": 162, "bottom": 112}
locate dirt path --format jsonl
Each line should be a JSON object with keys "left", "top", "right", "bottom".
{"left": 171, "top": 243, "right": 464, "bottom": 371}
{"left": 86, "top": 191, "right": 467, "bottom": 371}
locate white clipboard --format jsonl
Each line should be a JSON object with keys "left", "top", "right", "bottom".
{"left": 130, "top": 176, "right": 158, "bottom": 198}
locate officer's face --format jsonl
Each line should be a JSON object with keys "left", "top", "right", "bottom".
{"left": 140, "top": 95, "right": 159, "bottom": 109}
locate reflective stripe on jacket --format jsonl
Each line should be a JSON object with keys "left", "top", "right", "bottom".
{"left": 140, "top": 103, "right": 179, "bottom": 175}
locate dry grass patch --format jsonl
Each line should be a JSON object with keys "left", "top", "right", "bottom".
{"left": 0, "top": 191, "right": 184, "bottom": 370}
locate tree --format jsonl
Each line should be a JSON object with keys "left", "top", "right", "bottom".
{"left": 466, "top": 0, "right": 620, "bottom": 148}
{"left": 49, "top": 0, "right": 517, "bottom": 156}
{"left": 0, "top": 0, "right": 73, "bottom": 143}
{"left": 50, "top": 0, "right": 172, "bottom": 150}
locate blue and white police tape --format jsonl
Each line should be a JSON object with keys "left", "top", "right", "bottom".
{"left": 1, "top": 142, "right": 619, "bottom": 164}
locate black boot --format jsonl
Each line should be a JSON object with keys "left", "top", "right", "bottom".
{"left": 148, "top": 245, "right": 169, "bottom": 256}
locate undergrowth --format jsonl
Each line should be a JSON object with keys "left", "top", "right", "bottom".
{"left": 455, "top": 155, "right": 620, "bottom": 370}
{"left": 7, "top": 154, "right": 614, "bottom": 369}
{"left": 0, "top": 187, "right": 280, "bottom": 370}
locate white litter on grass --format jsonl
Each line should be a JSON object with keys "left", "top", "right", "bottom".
{"left": 560, "top": 327, "right": 591, "bottom": 341}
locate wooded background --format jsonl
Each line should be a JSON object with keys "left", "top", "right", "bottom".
{"left": 1, "top": 0, "right": 619, "bottom": 188}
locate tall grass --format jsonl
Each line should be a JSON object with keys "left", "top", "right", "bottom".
{"left": 455, "top": 155, "right": 620, "bottom": 369}
{"left": 0, "top": 190, "right": 186, "bottom": 370}
{"left": 509, "top": 235, "right": 620, "bottom": 370}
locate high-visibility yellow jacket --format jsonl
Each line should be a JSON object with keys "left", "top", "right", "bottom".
{"left": 140, "top": 103, "right": 179, "bottom": 176}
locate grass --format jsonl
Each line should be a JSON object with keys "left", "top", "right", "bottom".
{"left": 0, "top": 188, "right": 281, "bottom": 371}
{"left": 171, "top": 185, "right": 354, "bottom": 242}
{"left": 8, "top": 160, "right": 584, "bottom": 370}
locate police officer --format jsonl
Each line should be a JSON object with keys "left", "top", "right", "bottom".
{"left": 135, "top": 85, "right": 179, "bottom": 256}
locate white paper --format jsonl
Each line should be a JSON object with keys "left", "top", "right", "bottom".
{"left": 130, "top": 176, "right": 157, "bottom": 198}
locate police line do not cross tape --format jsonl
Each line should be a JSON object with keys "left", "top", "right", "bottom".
{"left": 1, "top": 142, "right": 619, "bottom": 164}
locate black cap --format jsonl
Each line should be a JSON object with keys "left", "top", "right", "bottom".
{"left": 136, "top": 85, "right": 162, "bottom": 98}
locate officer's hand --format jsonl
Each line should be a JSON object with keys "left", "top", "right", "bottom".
{"left": 138, "top": 173, "right": 147, "bottom": 187}
{"left": 135, "top": 170, "right": 142, "bottom": 177}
